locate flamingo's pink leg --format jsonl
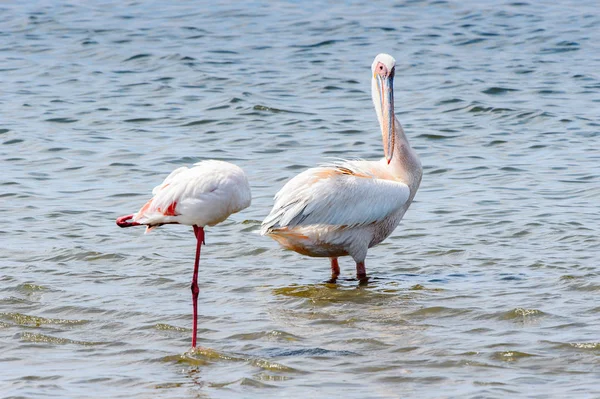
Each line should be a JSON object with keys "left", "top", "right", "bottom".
{"left": 190, "top": 225, "right": 205, "bottom": 348}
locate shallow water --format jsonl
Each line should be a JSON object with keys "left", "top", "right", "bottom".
{"left": 2, "top": 0, "right": 600, "bottom": 398}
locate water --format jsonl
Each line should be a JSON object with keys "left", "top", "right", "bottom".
{"left": 1, "top": 0, "right": 599, "bottom": 397}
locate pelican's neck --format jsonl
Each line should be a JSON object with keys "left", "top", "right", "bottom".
{"left": 384, "top": 118, "right": 422, "bottom": 197}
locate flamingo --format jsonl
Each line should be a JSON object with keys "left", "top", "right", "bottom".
{"left": 261, "top": 54, "right": 422, "bottom": 283}
{"left": 116, "top": 160, "right": 251, "bottom": 348}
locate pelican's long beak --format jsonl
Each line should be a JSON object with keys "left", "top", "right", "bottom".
{"left": 376, "top": 73, "right": 395, "bottom": 164}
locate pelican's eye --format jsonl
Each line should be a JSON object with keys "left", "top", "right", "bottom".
{"left": 375, "top": 62, "right": 388, "bottom": 77}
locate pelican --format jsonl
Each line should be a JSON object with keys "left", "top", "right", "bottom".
{"left": 261, "top": 54, "right": 422, "bottom": 283}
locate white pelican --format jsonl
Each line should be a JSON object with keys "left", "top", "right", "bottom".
{"left": 261, "top": 54, "right": 422, "bottom": 283}
{"left": 116, "top": 160, "right": 251, "bottom": 348}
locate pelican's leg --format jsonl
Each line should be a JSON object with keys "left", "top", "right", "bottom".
{"left": 327, "top": 257, "right": 340, "bottom": 283}
{"left": 356, "top": 262, "right": 368, "bottom": 284}
{"left": 191, "top": 225, "right": 205, "bottom": 348}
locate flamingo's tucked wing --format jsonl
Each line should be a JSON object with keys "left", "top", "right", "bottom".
{"left": 261, "top": 162, "right": 410, "bottom": 233}
{"left": 134, "top": 160, "right": 251, "bottom": 228}
{"left": 152, "top": 166, "right": 188, "bottom": 195}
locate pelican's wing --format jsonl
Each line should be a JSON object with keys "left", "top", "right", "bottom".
{"left": 261, "top": 162, "right": 410, "bottom": 233}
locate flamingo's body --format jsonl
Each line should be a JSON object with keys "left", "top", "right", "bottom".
{"left": 117, "top": 160, "right": 251, "bottom": 347}
{"left": 261, "top": 54, "right": 422, "bottom": 282}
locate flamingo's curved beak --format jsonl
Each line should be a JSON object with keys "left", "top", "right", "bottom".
{"left": 375, "top": 70, "right": 395, "bottom": 164}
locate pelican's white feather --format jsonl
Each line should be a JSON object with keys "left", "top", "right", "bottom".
{"left": 261, "top": 160, "right": 409, "bottom": 234}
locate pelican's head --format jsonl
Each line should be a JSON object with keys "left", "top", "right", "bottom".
{"left": 371, "top": 53, "right": 396, "bottom": 164}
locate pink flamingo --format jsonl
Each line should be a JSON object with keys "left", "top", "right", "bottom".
{"left": 117, "top": 160, "right": 251, "bottom": 348}
{"left": 261, "top": 54, "right": 422, "bottom": 283}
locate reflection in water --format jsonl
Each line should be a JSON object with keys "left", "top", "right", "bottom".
{"left": 273, "top": 282, "right": 405, "bottom": 305}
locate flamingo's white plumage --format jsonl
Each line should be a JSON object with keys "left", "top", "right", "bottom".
{"left": 261, "top": 54, "right": 422, "bottom": 282}
{"left": 117, "top": 160, "right": 251, "bottom": 348}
